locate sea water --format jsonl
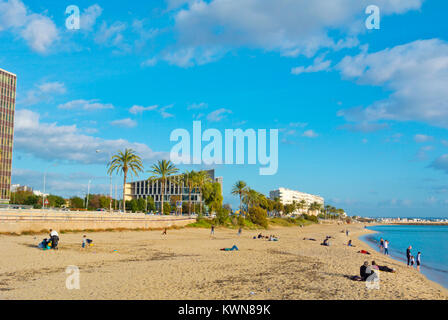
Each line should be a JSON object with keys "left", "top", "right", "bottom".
{"left": 361, "top": 225, "right": 448, "bottom": 289}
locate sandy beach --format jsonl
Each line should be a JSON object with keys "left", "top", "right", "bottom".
{"left": 0, "top": 223, "right": 447, "bottom": 300}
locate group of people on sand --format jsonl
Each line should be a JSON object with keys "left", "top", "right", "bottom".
{"left": 406, "top": 245, "right": 422, "bottom": 271}
{"left": 253, "top": 233, "right": 279, "bottom": 241}
{"left": 38, "top": 229, "right": 60, "bottom": 250}
{"left": 359, "top": 260, "right": 396, "bottom": 280}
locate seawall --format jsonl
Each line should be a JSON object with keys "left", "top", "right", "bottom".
{"left": 0, "top": 210, "right": 196, "bottom": 234}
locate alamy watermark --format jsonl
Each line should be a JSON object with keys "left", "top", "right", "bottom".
{"left": 365, "top": 270, "right": 380, "bottom": 290}
{"left": 65, "top": 5, "right": 80, "bottom": 30}
{"left": 365, "top": 5, "right": 381, "bottom": 30}
{"left": 170, "top": 121, "right": 278, "bottom": 175}
{"left": 66, "top": 265, "right": 80, "bottom": 290}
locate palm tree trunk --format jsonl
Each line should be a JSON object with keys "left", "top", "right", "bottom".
{"left": 188, "top": 186, "right": 192, "bottom": 215}
{"left": 239, "top": 193, "right": 242, "bottom": 216}
{"left": 123, "top": 170, "right": 127, "bottom": 214}
{"left": 161, "top": 179, "right": 165, "bottom": 214}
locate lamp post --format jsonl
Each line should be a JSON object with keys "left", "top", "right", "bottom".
{"left": 96, "top": 150, "right": 113, "bottom": 213}
{"left": 85, "top": 179, "right": 92, "bottom": 210}
{"left": 43, "top": 163, "right": 57, "bottom": 210}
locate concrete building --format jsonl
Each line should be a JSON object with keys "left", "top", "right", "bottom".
{"left": 0, "top": 68, "right": 16, "bottom": 204}
{"left": 126, "top": 169, "right": 222, "bottom": 211}
{"left": 269, "top": 187, "right": 324, "bottom": 216}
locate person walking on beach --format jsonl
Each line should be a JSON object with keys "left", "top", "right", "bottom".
{"left": 384, "top": 240, "right": 389, "bottom": 255}
{"left": 379, "top": 238, "right": 384, "bottom": 253}
{"left": 237, "top": 227, "right": 242, "bottom": 236}
{"left": 346, "top": 229, "right": 349, "bottom": 237}
{"left": 211, "top": 225, "right": 215, "bottom": 236}
{"left": 406, "top": 246, "right": 412, "bottom": 267}
{"left": 416, "top": 252, "right": 422, "bottom": 271}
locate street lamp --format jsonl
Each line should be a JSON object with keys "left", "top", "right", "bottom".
{"left": 96, "top": 150, "right": 113, "bottom": 213}
{"left": 43, "top": 163, "right": 57, "bottom": 210}
{"left": 85, "top": 179, "right": 92, "bottom": 210}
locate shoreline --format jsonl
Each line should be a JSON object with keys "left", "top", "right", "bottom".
{"left": 357, "top": 225, "right": 448, "bottom": 293}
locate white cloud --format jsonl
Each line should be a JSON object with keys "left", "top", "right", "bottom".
{"left": 302, "top": 130, "right": 319, "bottom": 138}
{"left": 0, "top": 0, "right": 27, "bottom": 30}
{"left": 129, "top": 105, "right": 158, "bottom": 114}
{"left": 339, "top": 121, "right": 389, "bottom": 132}
{"left": 81, "top": 4, "right": 103, "bottom": 31}
{"left": 291, "top": 56, "right": 331, "bottom": 75}
{"left": 168, "top": 0, "right": 423, "bottom": 66}
{"left": 129, "top": 104, "right": 174, "bottom": 118}
{"left": 95, "top": 21, "right": 127, "bottom": 47}
{"left": 14, "top": 109, "right": 164, "bottom": 164}
{"left": 187, "top": 102, "right": 208, "bottom": 110}
{"left": 58, "top": 99, "right": 114, "bottom": 111}
{"left": 141, "top": 57, "right": 158, "bottom": 67}
{"left": 0, "top": 0, "right": 60, "bottom": 53}
{"left": 430, "top": 155, "right": 448, "bottom": 174}
{"left": 337, "top": 39, "right": 448, "bottom": 128}
{"left": 414, "top": 134, "right": 434, "bottom": 143}
{"left": 20, "top": 81, "right": 66, "bottom": 106}
{"left": 110, "top": 118, "right": 137, "bottom": 128}
{"left": 207, "top": 108, "right": 232, "bottom": 122}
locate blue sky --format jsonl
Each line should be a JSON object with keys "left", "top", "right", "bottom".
{"left": 1, "top": 0, "right": 448, "bottom": 217}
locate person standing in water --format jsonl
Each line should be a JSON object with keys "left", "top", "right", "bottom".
{"left": 416, "top": 252, "right": 422, "bottom": 272}
{"left": 384, "top": 240, "right": 389, "bottom": 255}
{"left": 406, "top": 245, "right": 412, "bottom": 267}
{"left": 379, "top": 238, "right": 384, "bottom": 253}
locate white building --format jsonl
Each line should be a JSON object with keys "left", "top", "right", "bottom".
{"left": 269, "top": 187, "right": 324, "bottom": 216}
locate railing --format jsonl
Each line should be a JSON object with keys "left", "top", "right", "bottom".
{"left": 0, "top": 214, "right": 195, "bottom": 223}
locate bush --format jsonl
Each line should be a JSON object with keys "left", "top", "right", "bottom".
{"left": 303, "top": 214, "right": 319, "bottom": 223}
{"left": 248, "top": 206, "right": 268, "bottom": 228}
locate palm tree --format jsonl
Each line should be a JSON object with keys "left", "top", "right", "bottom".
{"left": 107, "top": 149, "right": 144, "bottom": 213}
{"left": 231, "top": 180, "right": 247, "bottom": 215}
{"left": 148, "top": 160, "right": 179, "bottom": 214}
{"left": 196, "top": 170, "right": 212, "bottom": 216}
{"left": 182, "top": 170, "right": 198, "bottom": 215}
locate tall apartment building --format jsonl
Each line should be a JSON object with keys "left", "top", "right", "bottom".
{"left": 0, "top": 68, "right": 16, "bottom": 204}
{"left": 269, "top": 187, "right": 324, "bottom": 216}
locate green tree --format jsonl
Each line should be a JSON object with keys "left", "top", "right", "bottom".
{"left": 107, "top": 149, "right": 144, "bottom": 213}
{"left": 70, "top": 196, "right": 84, "bottom": 209}
{"left": 203, "top": 182, "right": 223, "bottom": 214}
{"left": 148, "top": 160, "right": 179, "bottom": 214}
{"left": 196, "top": 170, "right": 212, "bottom": 216}
{"left": 231, "top": 180, "right": 247, "bottom": 215}
{"left": 163, "top": 202, "right": 171, "bottom": 215}
{"left": 248, "top": 206, "right": 268, "bottom": 228}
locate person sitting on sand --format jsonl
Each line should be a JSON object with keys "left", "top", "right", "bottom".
{"left": 360, "top": 261, "right": 373, "bottom": 281}
{"left": 49, "top": 229, "right": 59, "bottom": 250}
{"left": 321, "top": 237, "right": 331, "bottom": 246}
{"left": 348, "top": 240, "right": 355, "bottom": 247}
{"left": 82, "top": 235, "right": 93, "bottom": 249}
{"left": 162, "top": 228, "right": 167, "bottom": 235}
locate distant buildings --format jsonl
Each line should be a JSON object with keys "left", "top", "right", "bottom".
{"left": 11, "top": 184, "right": 33, "bottom": 193}
{"left": 269, "top": 187, "right": 324, "bottom": 216}
{"left": 126, "top": 169, "right": 222, "bottom": 211}
{"left": 0, "top": 68, "right": 16, "bottom": 204}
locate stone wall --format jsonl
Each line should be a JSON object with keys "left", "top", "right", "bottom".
{"left": 0, "top": 210, "right": 196, "bottom": 234}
